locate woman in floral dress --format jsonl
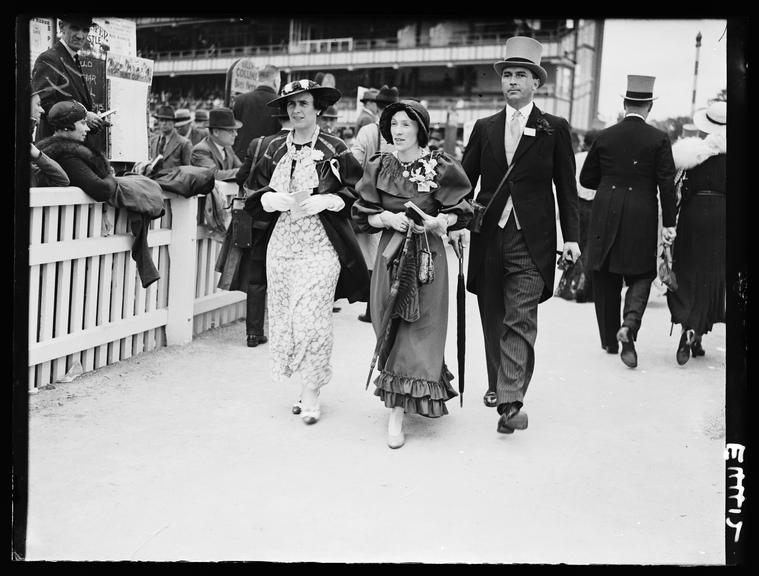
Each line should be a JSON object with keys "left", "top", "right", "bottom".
{"left": 246, "top": 80, "right": 368, "bottom": 424}
{"left": 352, "top": 100, "right": 472, "bottom": 448}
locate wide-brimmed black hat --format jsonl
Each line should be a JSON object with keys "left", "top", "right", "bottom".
{"left": 48, "top": 100, "right": 87, "bottom": 129}
{"left": 152, "top": 105, "right": 176, "bottom": 120}
{"left": 379, "top": 99, "right": 431, "bottom": 148}
{"left": 493, "top": 36, "right": 548, "bottom": 87}
{"left": 207, "top": 107, "right": 243, "bottom": 129}
{"left": 375, "top": 85, "right": 400, "bottom": 104}
{"left": 267, "top": 79, "right": 341, "bottom": 109}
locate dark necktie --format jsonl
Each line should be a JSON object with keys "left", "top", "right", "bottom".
{"left": 157, "top": 136, "right": 166, "bottom": 156}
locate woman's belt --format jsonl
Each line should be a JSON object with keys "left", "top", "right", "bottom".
{"left": 693, "top": 190, "right": 724, "bottom": 196}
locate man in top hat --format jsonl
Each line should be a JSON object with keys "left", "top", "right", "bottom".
{"left": 190, "top": 109, "right": 210, "bottom": 146}
{"left": 317, "top": 105, "right": 339, "bottom": 135}
{"left": 32, "top": 15, "right": 107, "bottom": 143}
{"left": 579, "top": 75, "right": 677, "bottom": 368}
{"left": 454, "top": 36, "right": 580, "bottom": 435}
{"left": 173, "top": 108, "right": 194, "bottom": 139}
{"left": 191, "top": 107, "right": 243, "bottom": 181}
{"left": 149, "top": 105, "right": 192, "bottom": 170}
{"left": 232, "top": 64, "right": 282, "bottom": 161}
{"left": 354, "top": 88, "right": 380, "bottom": 134}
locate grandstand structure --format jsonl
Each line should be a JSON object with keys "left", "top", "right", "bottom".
{"left": 136, "top": 17, "right": 605, "bottom": 134}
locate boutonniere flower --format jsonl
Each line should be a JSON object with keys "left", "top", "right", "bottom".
{"left": 403, "top": 156, "right": 439, "bottom": 191}
{"left": 535, "top": 117, "right": 554, "bottom": 135}
{"left": 310, "top": 149, "right": 324, "bottom": 162}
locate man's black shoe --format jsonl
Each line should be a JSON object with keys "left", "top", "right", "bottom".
{"left": 247, "top": 334, "right": 268, "bottom": 348}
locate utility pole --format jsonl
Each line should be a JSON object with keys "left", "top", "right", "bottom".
{"left": 691, "top": 31, "right": 702, "bottom": 117}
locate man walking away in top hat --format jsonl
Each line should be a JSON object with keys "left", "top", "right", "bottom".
{"left": 579, "top": 75, "right": 677, "bottom": 369}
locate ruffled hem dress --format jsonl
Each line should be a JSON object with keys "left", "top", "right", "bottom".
{"left": 352, "top": 150, "right": 472, "bottom": 416}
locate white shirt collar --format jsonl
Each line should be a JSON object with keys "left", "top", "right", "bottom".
{"left": 625, "top": 112, "right": 646, "bottom": 121}
{"left": 59, "top": 39, "right": 77, "bottom": 59}
{"left": 211, "top": 138, "right": 226, "bottom": 155}
{"left": 506, "top": 101, "right": 533, "bottom": 122}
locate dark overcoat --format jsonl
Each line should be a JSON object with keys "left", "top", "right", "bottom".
{"left": 461, "top": 105, "right": 579, "bottom": 302}
{"left": 232, "top": 85, "right": 282, "bottom": 160}
{"left": 32, "top": 41, "right": 95, "bottom": 140}
{"left": 244, "top": 131, "right": 370, "bottom": 303}
{"left": 579, "top": 116, "right": 677, "bottom": 275}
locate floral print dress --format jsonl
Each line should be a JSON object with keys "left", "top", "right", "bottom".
{"left": 266, "top": 142, "right": 341, "bottom": 390}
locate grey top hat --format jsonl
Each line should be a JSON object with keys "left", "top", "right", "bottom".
{"left": 621, "top": 75, "right": 658, "bottom": 101}
{"left": 493, "top": 36, "right": 548, "bottom": 87}
{"left": 152, "top": 105, "right": 176, "bottom": 120}
{"left": 267, "top": 79, "right": 341, "bottom": 109}
{"left": 207, "top": 107, "right": 243, "bottom": 129}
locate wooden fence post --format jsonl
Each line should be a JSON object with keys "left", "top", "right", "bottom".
{"left": 165, "top": 195, "right": 198, "bottom": 345}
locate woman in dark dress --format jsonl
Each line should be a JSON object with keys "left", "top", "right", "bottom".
{"left": 667, "top": 101, "right": 726, "bottom": 365}
{"left": 352, "top": 100, "right": 472, "bottom": 449}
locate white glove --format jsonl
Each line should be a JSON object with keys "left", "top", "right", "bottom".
{"left": 260, "top": 191, "right": 296, "bottom": 213}
{"left": 299, "top": 194, "right": 343, "bottom": 215}
{"left": 661, "top": 226, "right": 677, "bottom": 245}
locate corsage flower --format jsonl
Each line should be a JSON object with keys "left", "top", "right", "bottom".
{"left": 403, "top": 156, "right": 439, "bottom": 191}
{"left": 311, "top": 149, "right": 324, "bottom": 162}
{"left": 536, "top": 116, "right": 554, "bottom": 135}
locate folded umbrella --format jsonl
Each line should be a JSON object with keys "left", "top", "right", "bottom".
{"left": 451, "top": 237, "right": 466, "bottom": 406}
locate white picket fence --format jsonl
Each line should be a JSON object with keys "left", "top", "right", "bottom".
{"left": 27, "top": 181, "right": 246, "bottom": 393}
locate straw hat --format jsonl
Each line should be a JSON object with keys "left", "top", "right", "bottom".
{"left": 693, "top": 101, "right": 726, "bottom": 135}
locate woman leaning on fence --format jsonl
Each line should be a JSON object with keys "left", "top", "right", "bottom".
{"left": 351, "top": 99, "right": 472, "bottom": 449}
{"left": 244, "top": 80, "right": 369, "bottom": 426}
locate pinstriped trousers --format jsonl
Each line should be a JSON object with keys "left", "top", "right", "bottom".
{"left": 476, "top": 216, "right": 545, "bottom": 406}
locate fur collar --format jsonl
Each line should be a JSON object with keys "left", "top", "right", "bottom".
{"left": 671, "top": 133, "right": 726, "bottom": 170}
{"left": 36, "top": 136, "right": 112, "bottom": 177}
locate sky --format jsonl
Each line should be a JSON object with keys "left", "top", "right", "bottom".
{"left": 596, "top": 19, "right": 727, "bottom": 123}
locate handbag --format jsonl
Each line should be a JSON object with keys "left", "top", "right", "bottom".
{"left": 658, "top": 244, "right": 678, "bottom": 292}
{"left": 418, "top": 231, "right": 435, "bottom": 284}
{"left": 231, "top": 195, "right": 253, "bottom": 248}
{"left": 470, "top": 163, "right": 516, "bottom": 234}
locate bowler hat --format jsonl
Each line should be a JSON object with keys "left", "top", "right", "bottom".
{"left": 379, "top": 99, "right": 431, "bottom": 148}
{"left": 207, "top": 107, "right": 243, "bottom": 129}
{"left": 320, "top": 106, "right": 339, "bottom": 119}
{"left": 493, "top": 36, "right": 548, "bottom": 87}
{"left": 621, "top": 75, "right": 658, "bottom": 101}
{"left": 267, "top": 79, "right": 341, "bottom": 109}
{"left": 174, "top": 108, "right": 192, "bottom": 127}
{"left": 152, "top": 105, "right": 176, "bottom": 120}
{"left": 47, "top": 100, "right": 87, "bottom": 129}
{"left": 359, "top": 88, "right": 379, "bottom": 103}
{"left": 375, "top": 85, "right": 400, "bottom": 104}
{"left": 58, "top": 15, "right": 95, "bottom": 28}
{"left": 693, "top": 101, "right": 726, "bottom": 135}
